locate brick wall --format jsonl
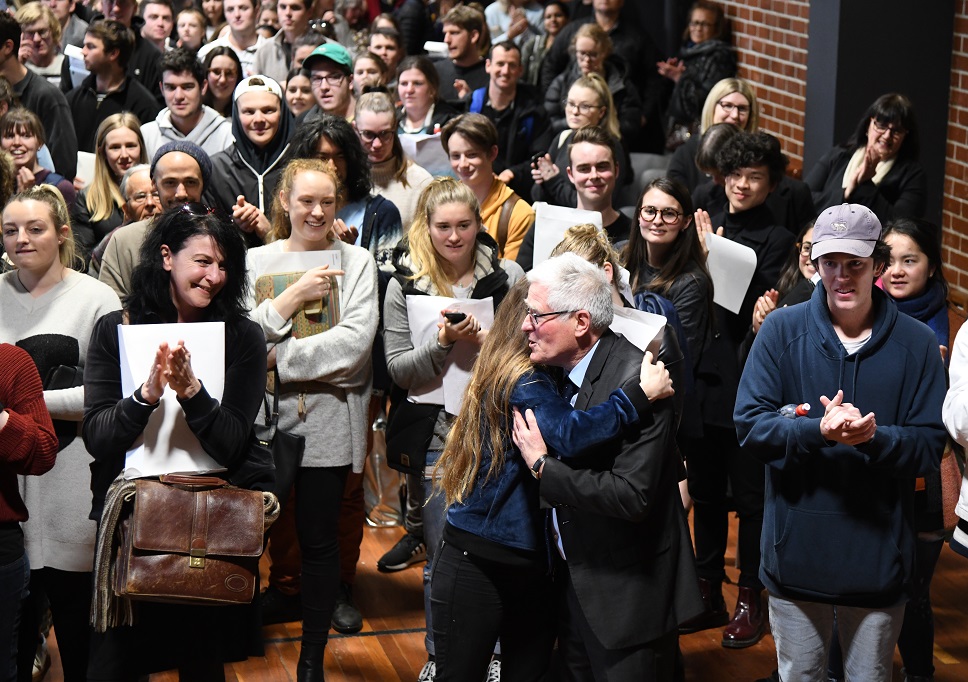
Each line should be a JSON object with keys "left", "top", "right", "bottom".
{"left": 943, "top": 2, "right": 968, "bottom": 292}
{"left": 719, "top": 0, "right": 810, "bottom": 173}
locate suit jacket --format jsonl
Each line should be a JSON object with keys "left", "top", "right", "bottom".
{"left": 539, "top": 330, "right": 704, "bottom": 650}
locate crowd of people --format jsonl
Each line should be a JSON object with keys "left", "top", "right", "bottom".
{"left": 0, "top": 1, "right": 961, "bottom": 682}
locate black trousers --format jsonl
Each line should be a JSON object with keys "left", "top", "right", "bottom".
{"left": 17, "top": 568, "right": 90, "bottom": 682}
{"left": 430, "top": 539, "right": 554, "bottom": 682}
{"left": 684, "top": 427, "right": 765, "bottom": 590}
{"left": 296, "top": 465, "right": 350, "bottom": 646}
{"left": 555, "top": 560, "right": 677, "bottom": 682}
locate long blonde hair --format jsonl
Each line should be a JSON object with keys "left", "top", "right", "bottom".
{"left": 267, "top": 158, "right": 345, "bottom": 243}
{"left": 407, "top": 177, "right": 482, "bottom": 296}
{"left": 88, "top": 114, "right": 148, "bottom": 222}
{"left": 570, "top": 72, "right": 621, "bottom": 140}
{"left": 435, "top": 278, "right": 531, "bottom": 505}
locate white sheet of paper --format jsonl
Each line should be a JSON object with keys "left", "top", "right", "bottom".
{"left": 704, "top": 232, "right": 757, "bottom": 314}
{"left": 75, "top": 152, "right": 95, "bottom": 188}
{"left": 610, "top": 306, "right": 666, "bottom": 353}
{"left": 404, "top": 296, "right": 495, "bottom": 414}
{"left": 532, "top": 203, "right": 603, "bottom": 267}
{"left": 64, "top": 44, "right": 89, "bottom": 89}
{"left": 423, "top": 41, "right": 449, "bottom": 58}
{"left": 398, "top": 133, "right": 454, "bottom": 178}
{"left": 248, "top": 250, "right": 342, "bottom": 279}
{"left": 119, "top": 322, "right": 226, "bottom": 478}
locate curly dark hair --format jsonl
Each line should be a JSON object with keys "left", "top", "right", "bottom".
{"left": 280, "top": 114, "right": 372, "bottom": 203}
{"left": 160, "top": 46, "right": 207, "bottom": 86}
{"left": 125, "top": 204, "right": 249, "bottom": 323}
{"left": 716, "top": 130, "right": 787, "bottom": 186}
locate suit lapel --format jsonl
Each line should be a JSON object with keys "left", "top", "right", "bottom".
{"left": 573, "top": 330, "right": 617, "bottom": 410}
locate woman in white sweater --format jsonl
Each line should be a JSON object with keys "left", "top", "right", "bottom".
{"left": 245, "top": 158, "right": 378, "bottom": 682}
{"left": 0, "top": 185, "right": 120, "bottom": 681}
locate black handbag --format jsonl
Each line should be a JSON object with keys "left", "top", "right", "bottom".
{"left": 385, "top": 383, "right": 440, "bottom": 476}
{"left": 253, "top": 370, "right": 304, "bottom": 509}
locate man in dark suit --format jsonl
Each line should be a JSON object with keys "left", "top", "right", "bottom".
{"left": 514, "top": 253, "right": 703, "bottom": 681}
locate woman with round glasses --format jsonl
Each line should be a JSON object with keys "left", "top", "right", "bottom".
{"left": 543, "top": 22, "right": 642, "bottom": 146}
{"left": 202, "top": 47, "right": 244, "bottom": 117}
{"left": 668, "top": 77, "right": 759, "bottom": 194}
{"left": 354, "top": 91, "right": 432, "bottom": 230}
{"left": 805, "top": 93, "right": 925, "bottom": 225}
{"left": 622, "top": 177, "right": 713, "bottom": 374}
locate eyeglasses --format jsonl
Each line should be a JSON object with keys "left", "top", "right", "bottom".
{"left": 871, "top": 119, "right": 907, "bottom": 139}
{"left": 640, "top": 206, "right": 683, "bottom": 224}
{"left": 575, "top": 50, "right": 600, "bottom": 61}
{"left": 689, "top": 20, "right": 714, "bottom": 28}
{"left": 310, "top": 72, "right": 346, "bottom": 87}
{"left": 208, "top": 68, "right": 238, "bottom": 80}
{"left": 717, "top": 99, "right": 750, "bottom": 117}
{"left": 526, "top": 306, "right": 576, "bottom": 327}
{"left": 564, "top": 100, "right": 602, "bottom": 115}
{"left": 129, "top": 190, "right": 160, "bottom": 204}
{"left": 797, "top": 241, "right": 812, "bottom": 256}
{"left": 357, "top": 129, "right": 394, "bottom": 144}
{"left": 23, "top": 28, "right": 51, "bottom": 41}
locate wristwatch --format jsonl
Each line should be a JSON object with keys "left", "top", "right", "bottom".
{"left": 530, "top": 455, "right": 548, "bottom": 479}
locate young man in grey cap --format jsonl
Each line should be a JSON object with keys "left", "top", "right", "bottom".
{"left": 734, "top": 203, "right": 948, "bottom": 681}
{"left": 97, "top": 141, "right": 213, "bottom": 297}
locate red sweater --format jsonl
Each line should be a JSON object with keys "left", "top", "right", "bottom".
{"left": 0, "top": 343, "right": 58, "bottom": 523}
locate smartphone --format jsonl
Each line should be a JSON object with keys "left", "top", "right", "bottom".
{"left": 443, "top": 312, "right": 467, "bottom": 324}
{"left": 530, "top": 152, "right": 546, "bottom": 167}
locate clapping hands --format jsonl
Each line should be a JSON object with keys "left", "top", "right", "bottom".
{"left": 139, "top": 340, "right": 202, "bottom": 403}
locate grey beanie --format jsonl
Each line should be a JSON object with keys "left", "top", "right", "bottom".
{"left": 149, "top": 141, "right": 213, "bottom": 188}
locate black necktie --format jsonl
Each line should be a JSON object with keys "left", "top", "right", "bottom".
{"left": 561, "top": 378, "right": 578, "bottom": 403}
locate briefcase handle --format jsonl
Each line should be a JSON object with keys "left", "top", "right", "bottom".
{"left": 158, "top": 474, "right": 229, "bottom": 489}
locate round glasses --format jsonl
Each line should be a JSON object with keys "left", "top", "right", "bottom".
{"left": 639, "top": 206, "right": 683, "bottom": 224}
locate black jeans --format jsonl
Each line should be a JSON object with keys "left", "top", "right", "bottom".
{"left": 684, "top": 427, "right": 765, "bottom": 590}
{"left": 17, "top": 568, "right": 90, "bottom": 682}
{"left": 0, "top": 551, "right": 28, "bottom": 682}
{"left": 296, "top": 465, "right": 350, "bottom": 646}
{"left": 430, "top": 540, "right": 554, "bottom": 682}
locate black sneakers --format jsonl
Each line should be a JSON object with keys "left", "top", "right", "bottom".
{"left": 377, "top": 532, "right": 427, "bottom": 572}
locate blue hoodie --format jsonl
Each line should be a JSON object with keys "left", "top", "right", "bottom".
{"left": 734, "top": 283, "right": 947, "bottom": 607}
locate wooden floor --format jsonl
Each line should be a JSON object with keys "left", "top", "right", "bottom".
{"left": 41, "top": 515, "right": 968, "bottom": 682}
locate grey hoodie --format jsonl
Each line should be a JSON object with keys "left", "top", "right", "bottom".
{"left": 141, "top": 105, "right": 235, "bottom": 159}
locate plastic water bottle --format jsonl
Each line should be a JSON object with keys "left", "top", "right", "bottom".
{"left": 778, "top": 403, "right": 810, "bottom": 418}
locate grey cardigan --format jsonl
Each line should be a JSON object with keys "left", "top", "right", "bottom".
{"left": 246, "top": 239, "right": 379, "bottom": 471}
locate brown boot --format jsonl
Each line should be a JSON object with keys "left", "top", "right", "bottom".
{"left": 722, "top": 586, "right": 765, "bottom": 649}
{"left": 679, "top": 578, "right": 729, "bottom": 634}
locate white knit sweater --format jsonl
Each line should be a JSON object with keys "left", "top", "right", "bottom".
{"left": 0, "top": 270, "right": 121, "bottom": 571}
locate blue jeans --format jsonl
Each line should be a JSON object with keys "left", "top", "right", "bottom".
{"left": 0, "top": 551, "right": 29, "bottom": 682}
{"left": 769, "top": 593, "right": 904, "bottom": 682}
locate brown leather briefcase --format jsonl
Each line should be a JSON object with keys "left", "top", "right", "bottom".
{"left": 113, "top": 475, "right": 266, "bottom": 606}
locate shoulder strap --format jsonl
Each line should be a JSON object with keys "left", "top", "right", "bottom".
{"left": 496, "top": 193, "right": 521, "bottom": 257}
